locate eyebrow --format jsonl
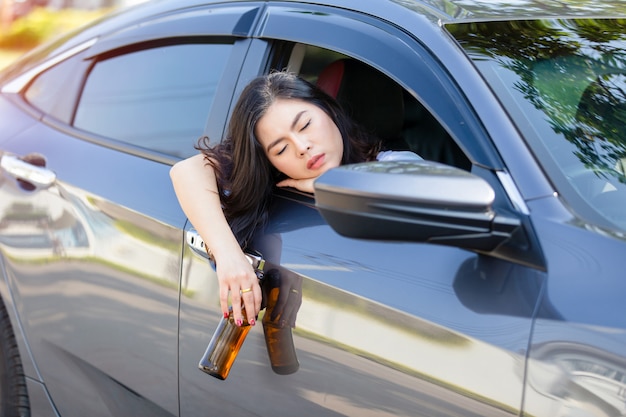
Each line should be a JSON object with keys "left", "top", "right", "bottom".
{"left": 265, "top": 110, "right": 307, "bottom": 153}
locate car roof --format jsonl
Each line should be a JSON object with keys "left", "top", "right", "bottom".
{"left": 56, "top": 0, "right": 626, "bottom": 44}
{"left": 115, "top": 0, "right": 626, "bottom": 25}
{"left": 5, "top": 0, "right": 626, "bottom": 83}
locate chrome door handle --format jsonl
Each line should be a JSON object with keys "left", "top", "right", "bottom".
{"left": 185, "top": 229, "right": 265, "bottom": 271}
{"left": 0, "top": 153, "right": 56, "bottom": 188}
{"left": 186, "top": 229, "right": 209, "bottom": 257}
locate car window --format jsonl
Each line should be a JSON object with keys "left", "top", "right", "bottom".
{"left": 72, "top": 42, "right": 233, "bottom": 157}
{"left": 25, "top": 54, "right": 88, "bottom": 124}
{"left": 282, "top": 43, "right": 470, "bottom": 169}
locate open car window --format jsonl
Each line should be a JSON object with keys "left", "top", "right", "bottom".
{"left": 282, "top": 43, "right": 470, "bottom": 170}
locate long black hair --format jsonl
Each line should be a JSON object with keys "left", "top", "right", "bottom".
{"left": 197, "top": 71, "right": 380, "bottom": 248}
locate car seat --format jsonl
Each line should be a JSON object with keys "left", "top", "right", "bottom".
{"left": 400, "top": 90, "right": 469, "bottom": 170}
{"left": 316, "top": 58, "right": 470, "bottom": 169}
{"left": 316, "top": 58, "right": 407, "bottom": 149}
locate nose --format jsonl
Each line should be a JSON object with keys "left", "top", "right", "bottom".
{"left": 294, "top": 136, "right": 311, "bottom": 157}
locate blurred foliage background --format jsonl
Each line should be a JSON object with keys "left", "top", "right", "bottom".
{"left": 0, "top": 1, "right": 143, "bottom": 69}
{"left": 0, "top": 7, "right": 109, "bottom": 50}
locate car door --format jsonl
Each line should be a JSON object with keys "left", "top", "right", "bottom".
{"left": 178, "top": 3, "right": 546, "bottom": 417}
{"left": 0, "top": 4, "right": 257, "bottom": 416}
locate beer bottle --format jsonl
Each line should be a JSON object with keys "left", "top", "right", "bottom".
{"left": 198, "top": 251, "right": 265, "bottom": 380}
{"left": 198, "top": 306, "right": 251, "bottom": 380}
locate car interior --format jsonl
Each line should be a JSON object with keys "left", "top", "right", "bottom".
{"left": 531, "top": 56, "right": 625, "bottom": 215}
{"left": 283, "top": 43, "right": 471, "bottom": 170}
{"left": 573, "top": 72, "right": 626, "bottom": 225}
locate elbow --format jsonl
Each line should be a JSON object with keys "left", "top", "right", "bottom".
{"left": 169, "top": 162, "right": 184, "bottom": 191}
{"left": 169, "top": 160, "right": 183, "bottom": 182}
{"left": 170, "top": 154, "right": 199, "bottom": 182}
{"left": 170, "top": 157, "right": 196, "bottom": 192}
{"left": 170, "top": 153, "right": 212, "bottom": 189}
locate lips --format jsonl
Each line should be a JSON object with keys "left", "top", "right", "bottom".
{"left": 307, "top": 154, "right": 325, "bottom": 170}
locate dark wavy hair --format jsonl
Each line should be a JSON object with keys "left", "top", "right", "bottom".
{"left": 197, "top": 71, "right": 381, "bottom": 248}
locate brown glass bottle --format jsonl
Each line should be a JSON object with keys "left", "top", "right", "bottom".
{"left": 262, "top": 271, "right": 299, "bottom": 375}
{"left": 198, "top": 250, "right": 264, "bottom": 380}
{"left": 198, "top": 306, "right": 251, "bottom": 380}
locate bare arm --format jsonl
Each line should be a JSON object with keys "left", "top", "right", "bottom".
{"left": 170, "top": 153, "right": 261, "bottom": 326}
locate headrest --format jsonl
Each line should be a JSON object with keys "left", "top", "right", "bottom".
{"left": 317, "top": 59, "right": 404, "bottom": 141}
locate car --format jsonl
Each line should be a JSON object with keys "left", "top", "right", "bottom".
{"left": 1, "top": 0, "right": 625, "bottom": 416}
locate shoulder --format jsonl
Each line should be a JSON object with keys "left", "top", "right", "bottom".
{"left": 376, "top": 150, "right": 423, "bottom": 161}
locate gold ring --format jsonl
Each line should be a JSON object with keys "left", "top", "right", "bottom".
{"left": 241, "top": 287, "right": 253, "bottom": 294}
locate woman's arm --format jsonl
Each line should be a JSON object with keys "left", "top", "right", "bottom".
{"left": 275, "top": 177, "right": 315, "bottom": 193}
{"left": 170, "top": 153, "right": 261, "bottom": 326}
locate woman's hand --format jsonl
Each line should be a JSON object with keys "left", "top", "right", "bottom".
{"left": 276, "top": 177, "right": 316, "bottom": 193}
{"left": 170, "top": 154, "right": 262, "bottom": 327}
{"left": 215, "top": 249, "right": 262, "bottom": 327}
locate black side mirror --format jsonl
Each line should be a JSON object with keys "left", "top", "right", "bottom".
{"left": 314, "top": 160, "right": 520, "bottom": 253}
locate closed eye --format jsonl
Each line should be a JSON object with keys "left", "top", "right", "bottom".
{"left": 276, "top": 144, "right": 287, "bottom": 156}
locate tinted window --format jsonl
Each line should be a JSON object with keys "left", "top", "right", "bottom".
{"left": 25, "top": 56, "right": 87, "bottom": 124}
{"left": 74, "top": 42, "right": 232, "bottom": 157}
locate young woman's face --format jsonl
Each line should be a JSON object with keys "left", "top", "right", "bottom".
{"left": 256, "top": 98, "right": 344, "bottom": 180}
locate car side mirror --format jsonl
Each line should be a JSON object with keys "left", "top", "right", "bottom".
{"left": 314, "top": 160, "right": 521, "bottom": 253}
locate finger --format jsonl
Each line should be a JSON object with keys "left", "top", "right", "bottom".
{"left": 230, "top": 290, "right": 243, "bottom": 326}
{"left": 219, "top": 285, "right": 230, "bottom": 318}
{"left": 276, "top": 179, "right": 293, "bottom": 188}
{"left": 253, "top": 283, "right": 262, "bottom": 315}
{"left": 241, "top": 289, "right": 259, "bottom": 326}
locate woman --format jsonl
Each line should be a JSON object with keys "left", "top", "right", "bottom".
{"left": 170, "top": 70, "right": 418, "bottom": 328}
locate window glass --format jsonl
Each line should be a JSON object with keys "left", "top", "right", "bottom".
{"left": 25, "top": 56, "right": 86, "bottom": 123}
{"left": 74, "top": 42, "right": 232, "bottom": 157}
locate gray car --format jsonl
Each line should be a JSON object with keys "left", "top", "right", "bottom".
{"left": 1, "top": 0, "right": 625, "bottom": 416}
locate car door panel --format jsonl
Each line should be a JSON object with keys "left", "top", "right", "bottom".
{"left": 266, "top": 196, "right": 539, "bottom": 415}
{"left": 179, "top": 193, "right": 541, "bottom": 416}
{"left": 0, "top": 121, "right": 183, "bottom": 416}
{"left": 0, "top": 96, "right": 39, "bottom": 145}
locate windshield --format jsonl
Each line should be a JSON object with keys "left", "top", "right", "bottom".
{"left": 447, "top": 19, "right": 626, "bottom": 232}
